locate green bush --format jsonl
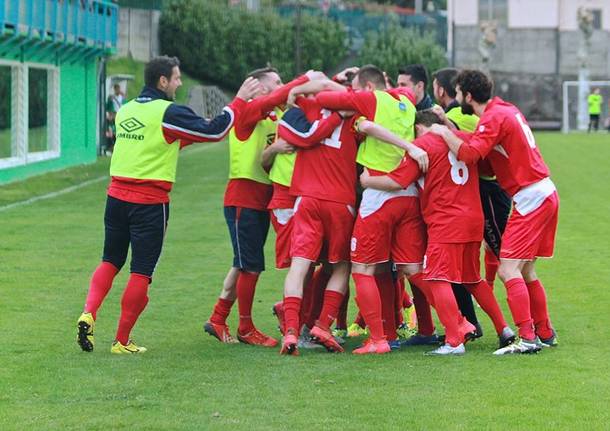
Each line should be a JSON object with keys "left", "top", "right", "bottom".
{"left": 359, "top": 21, "right": 447, "bottom": 83}
{"left": 159, "top": 0, "right": 347, "bottom": 90}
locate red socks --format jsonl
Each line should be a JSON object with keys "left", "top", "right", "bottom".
{"left": 236, "top": 271, "right": 259, "bottom": 334}
{"left": 485, "top": 249, "right": 499, "bottom": 286}
{"left": 84, "top": 261, "right": 119, "bottom": 319}
{"left": 283, "top": 296, "right": 302, "bottom": 335}
{"left": 352, "top": 273, "right": 385, "bottom": 342}
{"left": 304, "top": 269, "right": 330, "bottom": 328}
{"left": 526, "top": 279, "right": 554, "bottom": 339}
{"left": 376, "top": 272, "right": 397, "bottom": 340}
{"left": 115, "top": 273, "right": 150, "bottom": 345}
{"left": 210, "top": 297, "right": 235, "bottom": 325}
{"left": 427, "top": 280, "right": 463, "bottom": 347}
{"left": 504, "top": 278, "right": 535, "bottom": 340}
{"left": 466, "top": 280, "right": 507, "bottom": 335}
{"left": 407, "top": 273, "right": 436, "bottom": 336}
{"left": 317, "top": 290, "right": 345, "bottom": 328}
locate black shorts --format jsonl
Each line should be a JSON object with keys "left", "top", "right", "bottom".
{"left": 479, "top": 178, "right": 511, "bottom": 257}
{"left": 102, "top": 196, "right": 169, "bottom": 277}
{"left": 224, "top": 206, "right": 270, "bottom": 273}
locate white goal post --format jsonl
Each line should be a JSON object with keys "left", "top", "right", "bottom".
{"left": 562, "top": 80, "right": 610, "bottom": 133}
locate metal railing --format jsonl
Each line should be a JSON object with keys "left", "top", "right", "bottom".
{"left": 0, "top": 0, "right": 118, "bottom": 58}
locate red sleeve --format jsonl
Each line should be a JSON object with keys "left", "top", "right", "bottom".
{"left": 388, "top": 157, "right": 421, "bottom": 188}
{"left": 460, "top": 114, "right": 503, "bottom": 161}
{"left": 387, "top": 87, "right": 417, "bottom": 105}
{"left": 315, "top": 91, "right": 376, "bottom": 119}
{"left": 278, "top": 109, "right": 342, "bottom": 149}
{"left": 234, "top": 75, "right": 309, "bottom": 140}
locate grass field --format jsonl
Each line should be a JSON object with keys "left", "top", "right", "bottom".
{"left": 1, "top": 132, "right": 609, "bottom": 430}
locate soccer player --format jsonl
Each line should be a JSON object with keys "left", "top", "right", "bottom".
{"left": 360, "top": 111, "right": 515, "bottom": 355}
{"left": 588, "top": 88, "right": 603, "bottom": 133}
{"left": 76, "top": 56, "right": 259, "bottom": 354}
{"left": 397, "top": 64, "right": 435, "bottom": 111}
{"left": 277, "top": 95, "right": 359, "bottom": 355}
{"left": 430, "top": 69, "right": 559, "bottom": 354}
{"left": 205, "top": 68, "right": 321, "bottom": 347}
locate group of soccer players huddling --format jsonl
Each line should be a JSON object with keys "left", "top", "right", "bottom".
{"left": 203, "top": 63, "right": 560, "bottom": 356}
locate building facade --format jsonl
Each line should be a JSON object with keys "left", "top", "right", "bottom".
{"left": 447, "top": 0, "right": 610, "bottom": 125}
{"left": 0, "top": 0, "right": 118, "bottom": 184}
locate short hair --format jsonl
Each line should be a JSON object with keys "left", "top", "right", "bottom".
{"left": 454, "top": 69, "right": 493, "bottom": 103}
{"left": 398, "top": 64, "right": 428, "bottom": 88}
{"left": 432, "top": 67, "right": 458, "bottom": 98}
{"left": 356, "top": 64, "right": 386, "bottom": 88}
{"left": 145, "top": 55, "right": 180, "bottom": 87}
{"left": 247, "top": 66, "right": 279, "bottom": 81}
{"left": 415, "top": 110, "right": 443, "bottom": 127}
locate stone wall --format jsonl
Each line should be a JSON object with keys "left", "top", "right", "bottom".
{"left": 117, "top": 8, "right": 161, "bottom": 62}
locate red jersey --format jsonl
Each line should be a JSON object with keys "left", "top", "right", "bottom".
{"left": 224, "top": 76, "right": 309, "bottom": 210}
{"left": 315, "top": 87, "right": 416, "bottom": 120}
{"left": 278, "top": 98, "right": 359, "bottom": 206}
{"left": 389, "top": 131, "right": 483, "bottom": 243}
{"left": 457, "top": 97, "right": 550, "bottom": 197}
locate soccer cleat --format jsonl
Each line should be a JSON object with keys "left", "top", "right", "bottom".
{"left": 539, "top": 330, "right": 558, "bottom": 348}
{"left": 388, "top": 339, "right": 402, "bottom": 351}
{"left": 204, "top": 321, "right": 238, "bottom": 344}
{"left": 280, "top": 330, "right": 299, "bottom": 356}
{"left": 400, "top": 332, "right": 441, "bottom": 347}
{"left": 347, "top": 322, "right": 368, "bottom": 337}
{"left": 332, "top": 328, "right": 347, "bottom": 339}
{"left": 77, "top": 312, "right": 95, "bottom": 352}
{"left": 310, "top": 324, "right": 344, "bottom": 353}
{"left": 498, "top": 327, "right": 517, "bottom": 349}
{"left": 298, "top": 326, "right": 324, "bottom": 349}
{"left": 493, "top": 338, "right": 542, "bottom": 355}
{"left": 352, "top": 339, "right": 391, "bottom": 355}
{"left": 110, "top": 340, "right": 147, "bottom": 354}
{"left": 396, "top": 322, "right": 417, "bottom": 340}
{"left": 426, "top": 343, "right": 465, "bottom": 356}
{"left": 237, "top": 328, "right": 278, "bottom": 347}
{"left": 272, "top": 301, "right": 285, "bottom": 335}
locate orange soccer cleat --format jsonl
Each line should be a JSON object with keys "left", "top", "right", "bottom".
{"left": 352, "top": 338, "right": 391, "bottom": 355}
{"left": 280, "top": 329, "right": 299, "bottom": 356}
{"left": 237, "top": 328, "right": 278, "bottom": 347}
{"left": 309, "top": 323, "right": 344, "bottom": 353}
{"left": 204, "top": 321, "right": 239, "bottom": 344}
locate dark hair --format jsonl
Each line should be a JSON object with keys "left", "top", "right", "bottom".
{"left": 415, "top": 110, "right": 443, "bottom": 127}
{"left": 247, "top": 66, "right": 279, "bottom": 81}
{"left": 145, "top": 55, "right": 180, "bottom": 87}
{"left": 398, "top": 64, "right": 428, "bottom": 88}
{"left": 356, "top": 64, "right": 386, "bottom": 89}
{"left": 432, "top": 67, "right": 458, "bottom": 98}
{"left": 454, "top": 69, "right": 493, "bottom": 103}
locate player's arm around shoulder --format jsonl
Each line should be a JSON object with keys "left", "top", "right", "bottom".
{"left": 359, "top": 168, "right": 403, "bottom": 191}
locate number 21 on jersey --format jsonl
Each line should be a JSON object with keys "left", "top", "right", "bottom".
{"left": 448, "top": 151, "right": 469, "bottom": 185}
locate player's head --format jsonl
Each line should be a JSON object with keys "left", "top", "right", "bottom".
{"left": 397, "top": 64, "right": 428, "bottom": 104}
{"left": 343, "top": 70, "right": 356, "bottom": 88}
{"left": 247, "top": 66, "right": 282, "bottom": 97}
{"left": 353, "top": 65, "right": 386, "bottom": 91}
{"left": 414, "top": 110, "right": 442, "bottom": 137}
{"left": 145, "top": 55, "right": 182, "bottom": 100}
{"left": 113, "top": 83, "right": 121, "bottom": 95}
{"left": 453, "top": 69, "right": 493, "bottom": 115}
{"left": 593, "top": 88, "right": 601, "bottom": 94}
{"left": 432, "top": 67, "right": 458, "bottom": 107}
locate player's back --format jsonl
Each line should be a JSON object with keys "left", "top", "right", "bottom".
{"left": 480, "top": 98, "right": 550, "bottom": 196}
{"left": 417, "top": 131, "right": 483, "bottom": 243}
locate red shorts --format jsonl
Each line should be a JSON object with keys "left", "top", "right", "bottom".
{"left": 351, "top": 197, "right": 426, "bottom": 265}
{"left": 423, "top": 242, "right": 482, "bottom": 283}
{"left": 291, "top": 196, "right": 355, "bottom": 263}
{"left": 270, "top": 208, "right": 295, "bottom": 269}
{"left": 500, "top": 191, "right": 559, "bottom": 260}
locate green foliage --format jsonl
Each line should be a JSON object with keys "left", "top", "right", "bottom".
{"left": 359, "top": 21, "right": 447, "bottom": 81}
{"left": 159, "top": 0, "right": 347, "bottom": 89}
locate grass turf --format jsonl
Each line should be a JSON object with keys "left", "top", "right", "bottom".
{"left": 1, "top": 132, "right": 609, "bottom": 430}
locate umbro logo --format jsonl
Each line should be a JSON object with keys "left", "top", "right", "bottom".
{"left": 119, "top": 117, "right": 145, "bottom": 133}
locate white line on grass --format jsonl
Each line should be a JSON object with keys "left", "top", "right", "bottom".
{"left": 0, "top": 141, "right": 223, "bottom": 213}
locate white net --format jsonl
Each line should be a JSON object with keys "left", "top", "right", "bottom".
{"left": 562, "top": 81, "right": 610, "bottom": 133}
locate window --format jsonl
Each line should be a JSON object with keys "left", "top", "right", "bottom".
{"left": 591, "top": 9, "right": 602, "bottom": 30}
{"left": 0, "top": 65, "right": 11, "bottom": 159}
{"left": 479, "top": 0, "right": 508, "bottom": 24}
{"left": 0, "top": 62, "right": 59, "bottom": 168}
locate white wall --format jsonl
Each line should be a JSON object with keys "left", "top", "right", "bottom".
{"left": 508, "top": 0, "right": 559, "bottom": 28}
{"left": 452, "top": 0, "right": 479, "bottom": 25}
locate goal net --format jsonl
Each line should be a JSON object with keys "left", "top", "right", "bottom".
{"left": 562, "top": 81, "right": 610, "bottom": 133}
